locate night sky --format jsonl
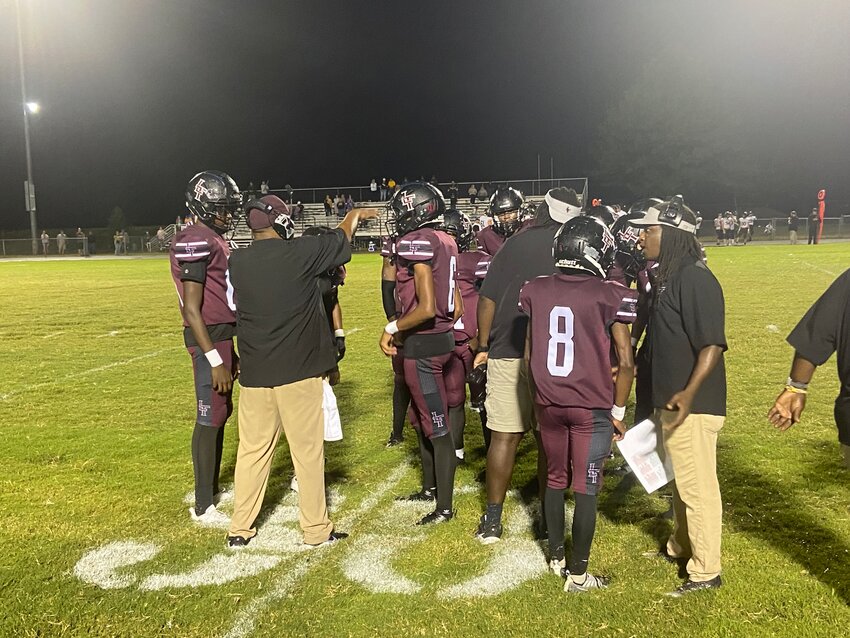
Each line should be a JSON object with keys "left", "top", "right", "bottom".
{"left": 1, "top": 0, "right": 849, "bottom": 231}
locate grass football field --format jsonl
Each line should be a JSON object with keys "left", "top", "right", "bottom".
{"left": 1, "top": 244, "right": 848, "bottom": 638}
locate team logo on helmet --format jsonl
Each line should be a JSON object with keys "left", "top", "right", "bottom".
{"left": 401, "top": 192, "right": 417, "bottom": 212}
{"left": 193, "top": 179, "right": 210, "bottom": 199}
{"left": 617, "top": 226, "right": 641, "bottom": 244}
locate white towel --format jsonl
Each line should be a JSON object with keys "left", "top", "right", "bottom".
{"left": 323, "top": 380, "right": 343, "bottom": 442}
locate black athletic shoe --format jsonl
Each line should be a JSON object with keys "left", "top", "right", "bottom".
{"left": 386, "top": 434, "right": 404, "bottom": 448}
{"left": 227, "top": 535, "right": 251, "bottom": 550}
{"left": 305, "top": 530, "right": 349, "bottom": 548}
{"left": 417, "top": 508, "right": 454, "bottom": 525}
{"left": 642, "top": 549, "right": 679, "bottom": 565}
{"left": 666, "top": 576, "right": 722, "bottom": 597}
{"left": 474, "top": 514, "right": 503, "bottom": 545}
{"left": 396, "top": 487, "right": 437, "bottom": 502}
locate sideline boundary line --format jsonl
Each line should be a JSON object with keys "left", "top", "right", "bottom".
{"left": 222, "top": 463, "right": 408, "bottom": 638}
{"left": 0, "top": 347, "right": 181, "bottom": 402}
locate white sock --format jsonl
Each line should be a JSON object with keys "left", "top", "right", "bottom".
{"left": 569, "top": 572, "right": 587, "bottom": 585}
{"left": 455, "top": 448, "right": 464, "bottom": 460}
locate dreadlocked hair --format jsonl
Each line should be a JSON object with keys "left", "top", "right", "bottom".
{"left": 654, "top": 226, "right": 704, "bottom": 291}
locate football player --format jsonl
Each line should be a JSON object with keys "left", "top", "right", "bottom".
{"left": 302, "top": 225, "right": 348, "bottom": 385}
{"left": 519, "top": 215, "right": 637, "bottom": 593}
{"left": 442, "top": 209, "right": 492, "bottom": 459}
{"left": 170, "top": 170, "right": 242, "bottom": 526}
{"left": 381, "top": 234, "right": 411, "bottom": 447}
{"left": 476, "top": 187, "right": 526, "bottom": 256}
{"left": 380, "top": 183, "right": 463, "bottom": 525}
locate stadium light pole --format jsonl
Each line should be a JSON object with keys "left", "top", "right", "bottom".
{"left": 16, "top": 0, "right": 38, "bottom": 255}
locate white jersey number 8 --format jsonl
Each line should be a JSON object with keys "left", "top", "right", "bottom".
{"left": 547, "top": 306, "right": 574, "bottom": 377}
{"left": 447, "top": 255, "right": 457, "bottom": 313}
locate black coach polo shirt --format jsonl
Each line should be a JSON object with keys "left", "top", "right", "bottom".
{"left": 479, "top": 222, "right": 561, "bottom": 359}
{"left": 647, "top": 259, "right": 727, "bottom": 416}
{"left": 787, "top": 267, "right": 850, "bottom": 399}
{"left": 230, "top": 229, "right": 351, "bottom": 388}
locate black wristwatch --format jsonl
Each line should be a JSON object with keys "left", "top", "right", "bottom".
{"left": 477, "top": 344, "right": 489, "bottom": 353}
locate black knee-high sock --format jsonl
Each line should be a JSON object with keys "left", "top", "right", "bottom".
{"left": 449, "top": 405, "right": 466, "bottom": 452}
{"left": 192, "top": 423, "right": 220, "bottom": 512}
{"left": 432, "top": 433, "right": 457, "bottom": 512}
{"left": 416, "top": 428, "right": 436, "bottom": 490}
{"left": 392, "top": 379, "right": 411, "bottom": 439}
{"left": 480, "top": 409, "right": 491, "bottom": 450}
{"left": 569, "top": 492, "right": 599, "bottom": 576}
{"left": 213, "top": 426, "right": 225, "bottom": 495}
{"left": 545, "top": 487, "right": 566, "bottom": 559}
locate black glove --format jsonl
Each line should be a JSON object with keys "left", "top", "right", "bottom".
{"left": 335, "top": 336, "right": 346, "bottom": 362}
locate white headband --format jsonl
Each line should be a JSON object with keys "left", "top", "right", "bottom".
{"left": 545, "top": 191, "right": 582, "bottom": 223}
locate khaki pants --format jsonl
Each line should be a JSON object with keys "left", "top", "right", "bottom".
{"left": 656, "top": 409, "right": 724, "bottom": 582}
{"left": 229, "top": 376, "right": 333, "bottom": 545}
{"left": 789, "top": 230, "right": 798, "bottom": 244}
{"left": 484, "top": 358, "right": 536, "bottom": 434}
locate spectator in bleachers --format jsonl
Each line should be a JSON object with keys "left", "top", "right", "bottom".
{"left": 344, "top": 194, "right": 354, "bottom": 214}
{"left": 478, "top": 183, "right": 489, "bottom": 201}
{"left": 260, "top": 180, "right": 269, "bottom": 195}
{"left": 336, "top": 195, "right": 345, "bottom": 218}
{"left": 380, "top": 178, "right": 388, "bottom": 201}
{"left": 157, "top": 226, "right": 166, "bottom": 250}
{"left": 468, "top": 183, "right": 478, "bottom": 204}
{"left": 370, "top": 178, "right": 378, "bottom": 201}
{"left": 388, "top": 177, "right": 397, "bottom": 195}
{"left": 448, "top": 181, "right": 458, "bottom": 208}
{"left": 324, "top": 195, "right": 333, "bottom": 216}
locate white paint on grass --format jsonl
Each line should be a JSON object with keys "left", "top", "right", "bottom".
{"left": 801, "top": 261, "right": 838, "bottom": 278}
{"left": 344, "top": 327, "right": 362, "bottom": 336}
{"left": 0, "top": 348, "right": 179, "bottom": 401}
{"left": 73, "top": 541, "right": 161, "bottom": 589}
{"left": 95, "top": 330, "right": 123, "bottom": 338}
{"left": 342, "top": 534, "right": 423, "bottom": 594}
{"left": 766, "top": 324, "right": 780, "bottom": 333}
{"left": 42, "top": 331, "right": 65, "bottom": 339}
{"left": 140, "top": 553, "right": 282, "bottom": 591}
{"left": 221, "top": 463, "right": 409, "bottom": 638}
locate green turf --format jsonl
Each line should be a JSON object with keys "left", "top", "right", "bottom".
{"left": 1, "top": 245, "right": 849, "bottom": 637}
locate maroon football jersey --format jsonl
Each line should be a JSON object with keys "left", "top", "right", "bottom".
{"left": 170, "top": 223, "right": 236, "bottom": 328}
{"left": 380, "top": 236, "right": 396, "bottom": 260}
{"left": 395, "top": 227, "right": 459, "bottom": 335}
{"left": 476, "top": 225, "right": 506, "bottom": 256}
{"left": 453, "top": 250, "right": 491, "bottom": 342}
{"left": 519, "top": 274, "right": 638, "bottom": 409}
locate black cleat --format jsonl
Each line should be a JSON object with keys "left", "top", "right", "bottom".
{"left": 666, "top": 575, "right": 722, "bottom": 597}
{"left": 386, "top": 434, "right": 404, "bottom": 448}
{"left": 396, "top": 487, "right": 436, "bottom": 502}
{"left": 474, "top": 514, "right": 503, "bottom": 544}
{"left": 227, "top": 535, "right": 251, "bottom": 550}
{"left": 417, "top": 508, "right": 455, "bottom": 525}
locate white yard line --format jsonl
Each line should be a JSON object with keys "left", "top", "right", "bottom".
{"left": 799, "top": 260, "right": 838, "bottom": 278}
{"left": 95, "top": 330, "right": 123, "bottom": 338}
{"left": 0, "top": 348, "right": 180, "bottom": 401}
{"left": 222, "top": 463, "right": 408, "bottom": 638}
{"left": 343, "top": 327, "right": 362, "bottom": 336}
{"left": 42, "top": 331, "right": 65, "bottom": 339}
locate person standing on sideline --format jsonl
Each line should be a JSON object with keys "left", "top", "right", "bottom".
{"left": 473, "top": 188, "right": 583, "bottom": 544}
{"left": 768, "top": 267, "right": 850, "bottom": 469}
{"left": 56, "top": 230, "right": 67, "bottom": 255}
{"left": 520, "top": 216, "right": 637, "bottom": 593}
{"left": 713, "top": 214, "right": 723, "bottom": 246}
{"left": 41, "top": 230, "right": 49, "bottom": 255}
{"left": 788, "top": 211, "right": 799, "bottom": 244}
{"left": 808, "top": 207, "right": 820, "bottom": 244}
{"left": 634, "top": 196, "right": 727, "bottom": 597}
{"left": 380, "top": 183, "right": 463, "bottom": 526}
{"left": 170, "top": 170, "right": 242, "bottom": 527}
{"left": 113, "top": 230, "right": 122, "bottom": 256}
{"left": 226, "top": 196, "right": 377, "bottom": 548}
{"left": 76, "top": 228, "right": 86, "bottom": 255}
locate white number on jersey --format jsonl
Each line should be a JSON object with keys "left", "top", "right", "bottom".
{"left": 547, "top": 306, "right": 574, "bottom": 377}
{"left": 447, "top": 255, "right": 457, "bottom": 313}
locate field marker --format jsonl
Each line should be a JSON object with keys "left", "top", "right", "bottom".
{"left": 74, "top": 541, "right": 161, "bottom": 589}
{"left": 766, "top": 324, "right": 780, "bottom": 333}
{"left": 141, "top": 554, "right": 283, "bottom": 591}
{"left": 343, "top": 534, "right": 424, "bottom": 594}
{"left": 221, "top": 463, "right": 409, "bottom": 638}
{"left": 95, "top": 330, "right": 123, "bottom": 338}
{"left": 0, "top": 348, "right": 180, "bottom": 401}
{"left": 42, "top": 331, "right": 65, "bottom": 339}
{"left": 800, "top": 261, "right": 838, "bottom": 278}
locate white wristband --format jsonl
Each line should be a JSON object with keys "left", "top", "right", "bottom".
{"left": 611, "top": 405, "right": 626, "bottom": 421}
{"left": 334, "top": 329, "right": 346, "bottom": 338}
{"left": 205, "top": 349, "right": 224, "bottom": 368}
{"left": 384, "top": 320, "right": 399, "bottom": 335}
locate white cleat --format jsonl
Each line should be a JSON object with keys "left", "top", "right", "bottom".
{"left": 189, "top": 504, "right": 231, "bottom": 528}
{"left": 290, "top": 476, "right": 299, "bottom": 493}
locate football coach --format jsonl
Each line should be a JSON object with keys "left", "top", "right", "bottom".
{"left": 226, "top": 195, "right": 377, "bottom": 548}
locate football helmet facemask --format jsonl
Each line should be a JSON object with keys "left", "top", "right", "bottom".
{"left": 442, "top": 208, "right": 474, "bottom": 252}
{"left": 386, "top": 182, "right": 446, "bottom": 237}
{"left": 553, "top": 215, "right": 616, "bottom": 278}
{"left": 244, "top": 196, "right": 295, "bottom": 240}
{"left": 488, "top": 187, "right": 524, "bottom": 237}
{"left": 185, "top": 171, "right": 242, "bottom": 235}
